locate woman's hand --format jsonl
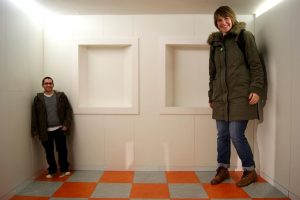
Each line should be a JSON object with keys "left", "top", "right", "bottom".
{"left": 249, "top": 93, "right": 260, "bottom": 105}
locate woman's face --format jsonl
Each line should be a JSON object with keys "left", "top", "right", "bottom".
{"left": 216, "top": 16, "right": 233, "bottom": 35}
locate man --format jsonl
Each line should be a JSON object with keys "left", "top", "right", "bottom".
{"left": 31, "top": 77, "right": 73, "bottom": 178}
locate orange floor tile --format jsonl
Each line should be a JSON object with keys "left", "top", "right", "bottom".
{"left": 130, "top": 183, "right": 170, "bottom": 198}
{"left": 100, "top": 171, "right": 134, "bottom": 183}
{"left": 53, "top": 182, "right": 97, "bottom": 198}
{"left": 203, "top": 183, "right": 250, "bottom": 198}
{"left": 166, "top": 171, "right": 200, "bottom": 183}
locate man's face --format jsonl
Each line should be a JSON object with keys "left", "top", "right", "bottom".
{"left": 42, "top": 78, "right": 54, "bottom": 93}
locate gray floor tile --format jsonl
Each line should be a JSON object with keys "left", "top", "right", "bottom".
{"left": 243, "top": 182, "right": 287, "bottom": 198}
{"left": 91, "top": 183, "right": 131, "bottom": 198}
{"left": 169, "top": 183, "right": 208, "bottom": 198}
{"left": 195, "top": 171, "right": 233, "bottom": 183}
{"left": 67, "top": 170, "right": 103, "bottom": 182}
{"left": 130, "top": 199, "right": 169, "bottom": 200}
{"left": 17, "top": 181, "right": 62, "bottom": 197}
{"left": 211, "top": 199, "right": 252, "bottom": 200}
{"left": 134, "top": 171, "right": 166, "bottom": 183}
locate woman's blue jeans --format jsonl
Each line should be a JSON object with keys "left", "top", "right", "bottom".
{"left": 216, "top": 120, "right": 255, "bottom": 171}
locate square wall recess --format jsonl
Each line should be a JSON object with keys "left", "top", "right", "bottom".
{"left": 73, "top": 38, "right": 139, "bottom": 114}
{"left": 160, "top": 39, "right": 211, "bottom": 114}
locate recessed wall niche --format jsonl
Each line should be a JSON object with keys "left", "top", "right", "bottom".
{"left": 160, "top": 39, "right": 211, "bottom": 114}
{"left": 73, "top": 38, "right": 139, "bottom": 114}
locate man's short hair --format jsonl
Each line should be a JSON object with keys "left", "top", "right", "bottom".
{"left": 42, "top": 76, "right": 54, "bottom": 85}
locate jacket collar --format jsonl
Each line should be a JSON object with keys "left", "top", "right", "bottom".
{"left": 37, "top": 90, "right": 61, "bottom": 101}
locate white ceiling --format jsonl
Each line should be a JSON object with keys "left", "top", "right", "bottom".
{"left": 36, "top": 0, "right": 266, "bottom": 15}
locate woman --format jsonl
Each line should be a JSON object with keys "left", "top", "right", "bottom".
{"left": 207, "top": 6, "right": 264, "bottom": 187}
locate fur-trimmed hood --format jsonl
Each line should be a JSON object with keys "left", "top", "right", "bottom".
{"left": 207, "top": 22, "right": 246, "bottom": 45}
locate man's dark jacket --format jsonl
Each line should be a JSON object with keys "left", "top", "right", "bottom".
{"left": 31, "top": 91, "right": 73, "bottom": 141}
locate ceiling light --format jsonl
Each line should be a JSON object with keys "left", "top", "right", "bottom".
{"left": 8, "top": 0, "right": 56, "bottom": 22}
{"left": 255, "top": 0, "right": 283, "bottom": 17}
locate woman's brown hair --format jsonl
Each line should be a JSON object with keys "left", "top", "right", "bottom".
{"left": 214, "top": 6, "right": 238, "bottom": 28}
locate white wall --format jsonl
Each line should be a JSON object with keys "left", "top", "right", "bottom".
{"left": 43, "top": 14, "right": 255, "bottom": 171}
{"left": 3, "top": 0, "right": 300, "bottom": 199}
{"left": 255, "top": 0, "right": 300, "bottom": 198}
{"left": 0, "top": 0, "right": 44, "bottom": 199}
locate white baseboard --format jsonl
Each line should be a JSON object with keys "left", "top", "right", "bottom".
{"left": 260, "top": 170, "right": 300, "bottom": 199}
{"left": 288, "top": 191, "right": 300, "bottom": 200}
{"left": 0, "top": 169, "right": 45, "bottom": 200}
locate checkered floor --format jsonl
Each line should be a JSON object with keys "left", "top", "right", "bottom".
{"left": 11, "top": 170, "right": 290, "bottom": 199}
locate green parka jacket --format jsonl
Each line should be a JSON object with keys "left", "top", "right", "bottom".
{"left": 31, "top": 91, "right": 73, "bottom": 141}
{"left": 207, "top": 22, "right": 264, "bottom": 121}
